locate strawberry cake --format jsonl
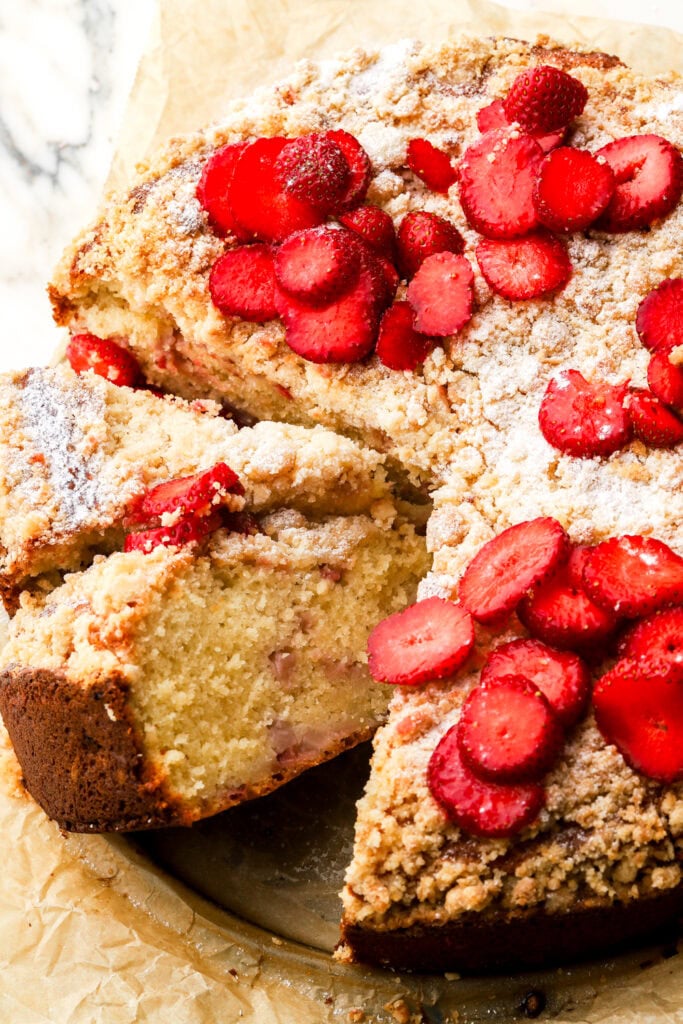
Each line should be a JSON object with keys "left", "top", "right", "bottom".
{"left": 0, "top": 31, "right": 682, "bottom": 972}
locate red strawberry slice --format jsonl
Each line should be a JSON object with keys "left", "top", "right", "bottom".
{"left": 518, "top": 570, "right": 619, "bottom": 655}
{"left": 338, "top": 205, "right": 396, "bottom": 259}
{"left": 481, "top": 638, "right": 590, "bottom": 728}
{"left": 476, "top": 99, "right": 565, "bottom": 152}
{"left": 130, "top": 463, "right": 244, "bottom": 524}
{"left": 566, "top": 544, "right": 593, "bottom": 589}
{"left": 376, "top": 302, "right": 435, "bottom": 371}
{"left": 376, "top": 255, "right": 400, "bottom": 301}
{"left": 274, "top": 226, "right": 361, "bottom": 305}
{"left": 503, "top": 65, "right": 588, "bottom": 135}
{"left": 648, "top": 350, "right": 683, "bottom": 413}
{"left": 636, "top": 278, "right": 683, "bottom": 353}
{"left": 396, "top": 211, "right": 465, "bottom": 280}
{"left": 627, "top": 387, "right": 683, "bottom": 447}
{"left": 274, "top": 133, "right": 350, "bottom": 212}
{"left": 428, "top": 725, "right": 545, "bottom": 838}
{"left": 406, "top": 138, "right": 458, "bottom": 193}
{"left": 406, "top": 252, "right": 474, "bottom": 336}
{"left": 367, "top": 597, "right": 474, "bottom": 686}
{"left": 323, "top": 130, "right": 372, "bottom": 210}
{"left": 538, "top": 369, "right": 631, "bottom": 458}
{"left": 196, "top": 142, "right": 249, "bottom": 238}
{"left": 476, "top": 233, "right": 571, "bottom": 301}
{"left": 124, "top": 511, "right": 223, "bottom": 554}
{"left": 533, "top": 147, "right": 615, "bottom": 233}
{"left": 457, "top": 674, "right": 563, "bottom": 783}
{"left": 583, "top": 535, "right": 683, "bottom": 618}
{"left": 458, "top": 517, "right": 569, "bottom": 625}
{"left": 458, "top": 128, "right": 544, "bottom": 239}
{"left": 66, "top": 334, "right": 141, "bottom": 387}
{"left": 229, "top": 137, "right": 324, "bottom": 242}
{"left": 593, "top": 658, "right": 683, "bottom": 783}
{"left": 619, "top": 607, "right": 683, "bottom": 670}
{"left": 209, "top": 244, "right": 279, "bottom": 321}
{"left": 596, "top": 135, "right": 683, "bottom": 233}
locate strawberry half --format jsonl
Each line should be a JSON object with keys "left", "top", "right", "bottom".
{"left": 196, "top": 142, "right": 249, "bottom": 237}
{"left": 274, "top": 226, "right": 361, "bottom": 305}
{"left": 338, "top": 205, "right": 396, "bottom": 258}
{"left": 518, "top": 569, "right": 619, "bottom": 655}
{"left": 376, "top": 302, "right": 435, "bottom": 371}
{"left": 66, "top": 334, "right": 141, "bottom": 387}
{"left": 476, "top": 233, "right": 572, "bottom": 301}
{"left": 619, "top": 607, "right": 683, "bottom": 671}
{"left": 481, "top": 638, "right": 590, "bottom": 728}
{"left": 367, "top": 597, "right": 475, "bottom": 686}
{"left": 457, "top": 674, "right": 563, "bottom": 783}
{"left": 476, "top": 98, "right": 565, "bottom": 152}
{"left": 596, "top": 134, "right": 683, "bottom": 233}
{"left": 503, "top": 65, "right": 588, "bottom": 135}
{"left": 648, "top": 349, "right": 683, "bottom": 413}
{"left": 538, "top": 369, "right": 631, "bottom": 458}
{"left": 458, "top": 517, "right": 569, "bottom": 625}
{"left": 583, "top": 535, "right": 683, "bottom": 618}
{"left": 124, "top": 511, "right": 224, "bottom": 554}
{"left": 636, "top": 278, "right": 683, "bottom": 353}
{"left": 406, "top": 138, "right": 458, "bottom": 193}
{"left": 627, "top": 387, "right": 683, "bottom": 448}
{"left": 396, "top": 211, "right": 465, "bottom": 280}
{"left": 406, "top": 252, "right": 474, "bottom": 336}
{"left": 593, "top": 658, "right": 683, "bottom": 783}
{"left": 131, "top": 463, "right": 244, "bottom": 523}
{"left": 274, "top": 133, "right": 350, "bottom": 212}
{"left": 533, "top": 147, "right": 615, "bottom": 233}
{"left": 323, "top": 130, "right": 372, "bottom": 210}
{"left": 209, "top": 244, "right": 279, "bottom": 321}
{"left": 458, "top": 128, "right": 544, "bottom": 239}
{"left": 428, "top": 725, "right": 545, "bottom": 838}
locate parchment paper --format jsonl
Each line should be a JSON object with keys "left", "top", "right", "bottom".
{"left": 5, "top": 1, "right": 683, "bottom": 1021}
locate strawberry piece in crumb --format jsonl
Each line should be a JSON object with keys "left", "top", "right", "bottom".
{"left": 596, "top": 134, "right": 683, "bottom": 233}
{"left": 376, "top": 302, "right": 435, "bottom": 371}
{"left": 636, "top": 279, "right": 683, "bottom": 353}
{"left": 627, "top": 387, "right": 683, "bottom": 447}
{"left": 274, "top": 133, "right": 350, "bottom": 212}
{"left": 458, "top": 517, "right": 569, "bottom": 625}
{"left": 503, "top": 65, "right": 588, "bottom": 135}
{"left": 338, "top": 205, "right": 397, "bottom": 259}
{"left": 476, "top": 98, "right": 565, "bottom": 152}
{"left": 323, "top": 130, "right": 372, "bottom": 210}
{"left": 648, "top": 349, "right": 683, "bottom": 413}
{"left": 583, "top": 535, "right": 683, "bottom": 618}
{"left": 396, "top": 211, "right": 465, "bottom": 280}
{"left": 367, "top": 597, "right": 475, "bottom": 686}
{"left": 481, "top": 637, "right": 590, "bottom": 727}
{"left": 406, "top": 252, "right": 474, "bottom": 337}
{"left": 124, "top": 511, "right": 224, "bottom": 554}
{"left": 518, "top": 569, "right": 619, "bottom": 656}
{"left": 476, "top": 233, "right": 572, "bottom": 301}
{"left": 375, "top": 255, "right": 400, "bottom": 302}
{"left": 457, "top": 674, "right": 563, "bottom": 782}
{"left": 593, "top": 658, "right": 683, "bottom": 783}
{"left": 566, "top": 544, "right": 593, "bottom": 589}
{"left": 406, "top": 138, "right": 458, "bottom": 193}
{"left": 619, "top": 607, "right": 683, "bottom": 671}
{"left": 533, "top": 147, "right": 615, "bottom": 233}
{"left": 196, "top": 142, "right": 250, "bottom": 238}
{"left": 274, "top": 226, "right": 361, "bottom": 305}
{"left": 458, "top": 128, "right": 544, "bottom": 239}
{"left": 131, "top": 463, "right": 244, "bottom": 523}
{"left": 538, "top": 369, "right": 631, "bottom": 458}
{"left": 66, "top": 334, "right": 141, "bottom": 387}
{"left": 428, "top": 725, "right": 545, "bottom": 838}
{"left": 209, "top": 244, "right": 279, "bottom": 321}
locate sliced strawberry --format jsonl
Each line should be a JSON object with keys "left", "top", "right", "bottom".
{"left": 196, "top": 142, "right": 249, "bottom": 237}
{"left": 458, "top": 128, "right": 544, "bottom": 239}
{"left": 533, "top": 147, "right": 615, "bottom": 233}
{"left": 367, "top": 597, "right": 474, "bottom": 686}
{"left": 338, "top": 205, "right": 396, "bottom": 259}
{"left": 538, "top": 369, "right": 631, "bottom": 458}
{"left": 518, "top": 571, "right": 619, "bottom": 655}
{"left": 636, "top": 278, "right": 683, "bottom": 353}
{"left": 566, "top": 544, "right": 593, "bottom": 589}
{"left": 376, "top": 302, "right": 434, "bottom": 371}
{"left": 583, "top": 535, "right": 683, "bottom": 618}
{"left": 274, "top": 226, "right": 360, "bottom": 305}
{"left": 476, "top": 233, "right": 571, "bottom": 301}
{"left": 66, "top": 334, "right": 141, "bottom": 387}
{"left": 396, "top": 211, "right": 465, "bottom": 280}
{"left": 406, "top": 252, "right": 474, "bottom": 337}
{"left": 457, "top": 674, "right": 563, "bottom": 783}
{"left": 406, "top": 138, "right": 457, "bottom": 193}
{"left": 124, "top": 511, "right": 223, "bottom": 554}
{"left": 458, "top": 517, "right": 569, "bottom": 625}
{"left": 619, "top": 607, "right": 683, "bottom": 670}
{"left": 428, "top": 726, "right": 544, "bottom": 838}
{"left": 229, "top": 137, "right": 324, "bottom": 242}
{"left": 209, "top": 244, "right": 278, "bottom": 321}
{"left": 323, "top": 130, "right": 372, "bottom": 210}
{"left": 476, "top": 98, "right": 564, "bottom": 152}
{"left": 593, "top": 658, "right": 683, "bottom": 783}
{"left": 376, "top": 255, "right": 400, "bottom": 301}
{"left": 503, "top": 65, "right": 588, "bottom": 135}
{"left": 130, "top": 463, "right": 244, "bottom": 524}
{"left": 596, "top": 135, "right": 683, "bottom": 233}
{"left": 627, "top": 387, "right": 683, "bottom": 447}
{"left": 648, "top": 349, "right": 683, "bottom": 413}
{"left": 274, "top": 133, "right": 350, "bottom": 212}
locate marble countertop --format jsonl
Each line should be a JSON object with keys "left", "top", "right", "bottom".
{"left": 1, "top": 0, "right": 683, "bottom": 375}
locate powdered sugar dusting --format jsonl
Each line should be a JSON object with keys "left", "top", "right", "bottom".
{"left": 349, "top": 39, "right": 415, "bottom": 97}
